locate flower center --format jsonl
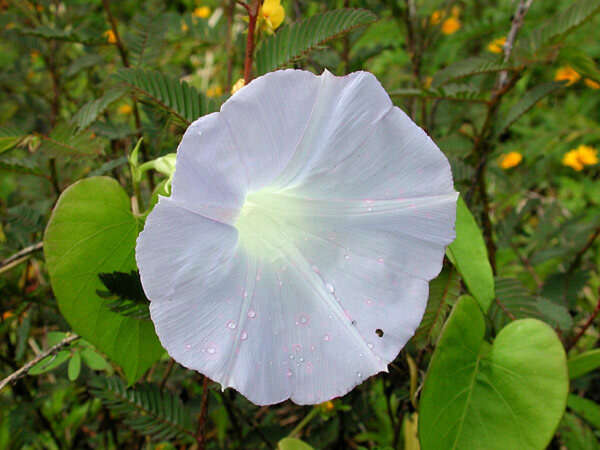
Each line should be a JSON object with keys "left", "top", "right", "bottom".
{"left": 235, "top": 189, "right": 307, "bottom": 261}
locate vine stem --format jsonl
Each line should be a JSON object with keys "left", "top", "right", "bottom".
{"left": 289, "top": 406, "right": 320, "bottom": 438}
{"left": 195, "top": 376, "right": 210, "bottom": 448}
{"left": 243, "top": 0, "right": 261, "bottom": 84}
{"left": 567, "top": 287, "right": 600, "bottom": 352}
{"left": 0, "top": 333, "right": 79, "bottom": 391}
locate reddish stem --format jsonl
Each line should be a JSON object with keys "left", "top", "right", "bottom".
{"left": 244, "top": 1, "right": 261, "bottom": 84}
{"left": 567, "top": 287, "right": 600, "bottom": 351}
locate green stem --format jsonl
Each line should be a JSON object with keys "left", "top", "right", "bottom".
{"left": 289, "top": 406, "right": 320, "bottom": 438}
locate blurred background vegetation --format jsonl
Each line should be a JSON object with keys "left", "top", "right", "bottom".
{"left": 1, "top": 0, "right": 600, "bottom": 448}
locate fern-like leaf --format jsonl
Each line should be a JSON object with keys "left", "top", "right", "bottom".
{"left": 125, "top": 12, "right": 167, "bottom": 68}
{"left": 494, "top": 82, "right": 563, "bottom": 136}
{"left": 96, "top": 271, "right": 150, "bottom": 320}
{"left": 521, "top": 0, "right": 600, "bottom": 55}
{"left": 114, "top": 69, "right": 217, "bottom": 125}
{"left": 431, "top": 56, "right": 515, "bottom": 88}
{"left": 0, "top": 127, "right": 26, "bottom": 154}
{"left": 255, "top": 9, "right": 377, "bottom": 75}
{"left": 72, "top": 88, "right": 128, "bottom": 131}
{"left": 39, "top": 124, "right": 103, "bottom": 157}
{"left": 89, "top": 377, "right": 195, "bottom": 443}
{"left": 413, "top": 268, "right": 460, "bottom": 349}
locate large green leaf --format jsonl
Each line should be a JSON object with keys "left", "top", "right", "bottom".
{"left": 44, "top": 177, "right": 163, "bottom": 383}
{"left": 255, "top": 9, "right": 377, "bottom": 75}
{"left": 278, "top": 438, "right": 314, "bottom": 450}
{"left": 568, "top": 395, "right": 600, "bottom": 429}
{"left": 431, "top": 56, "right": 514, "bottom": 88}
{"left": 447, "top": 196, "right": 494, "bottom": 311}
{"left": 419, "top": 296, "right": 568, "bottom": 450}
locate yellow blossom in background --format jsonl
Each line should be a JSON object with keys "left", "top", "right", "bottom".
{"left": 5, "top": 22, "right": 16, "bottom": 30}
{"left": 206, "top": 85, "right": 223, "bottom": 98}
{"left": 30, "top": 50, "right": 40, "bottom": 60}
{"left": 104, "top": 29, "right": 117, "bottom": 44}
{"left": 259, "top": 0, "right": 285, "bottom": 33}
{"left": 2, "top": 311, "right": 13, "bottom": 320}
{"left": 321, "top": 400, "right": 335, "bottom": 411}
{"left": 430, "top": 10, "right": 443, "bottom": 25}
{"left": 562, "top": 145, "right": 598, "bottom": 171}
{"left": 555, "top": 66, "right": 580, "bottom": 86}
{"left": 576, "top": 145, "right": 598, "bottom": 165}
{"left": 423, "top": 76, "right": 433, "bottom": 89}
{"left": 451, "top": 5, "right": 461, "bottom": 17}
{"left": 118, "top": 104, "right": 133, "bottom": 115}
{"left": 584, "top": 78, "right": 600, "bottom": 89}
{"left": 36, "top": 4, "right": 43, "bottom": 12}
{"left": 441, "top": 17, "right": 461, "bottom": 35}
{"left": 181, "top": 21, "right": 189, "bottom": 32}
{"left": 488, "top": 37, "right": 506, "bottom": 54}
{"left": 231, "top": 78, "right": 245, "bottom": 94}
{"left": 193, "top": 6, "right": 211, "bottom": 19}
{"left": 499, "top": 152, "right": 523, "bottom": 169}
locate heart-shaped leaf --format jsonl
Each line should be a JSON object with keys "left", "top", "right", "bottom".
{"left": 44, "top": 177, "right": 164, "bottom": 384}
{"left": 419, "top": 296, "right": 568, "bottom": 450}
{"left": 447, "top": 196, "right": 495, "bottom": 312}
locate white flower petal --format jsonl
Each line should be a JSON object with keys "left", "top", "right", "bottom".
{"left": 137, "top": 69, "right": 458, "bottom": 405}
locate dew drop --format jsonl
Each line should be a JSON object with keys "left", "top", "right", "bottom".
{"left": 357, "top": 371, "right": 362, "bottom": 379}
{"left": 256, "top": 274, "right": 261, "bottom": 281}
{"left": 299, "top": 357, "right": 304, "bottom": 363}
{"left": 367, "top": 343, "right": 374, "bottom": 349}
{"left": 206, "top": 346, "right": 216, "bottom": 355}
{"left": 243, "top": 290, "right": 248, "bottom": 298}
{"left": 326, "top": 283, "right": 335, "bottom": 294}
{"left": 240, "top": 331, "right": 248, "bottom": 341}
{"left": 377, "top": 257, "right": 384, "bottom": 264}
{"left": 311, "top": 265, "right": 319, "bottom": 273}
{"left": 289, "top": 354, "right": 295, "bottom": 360}
{"left": 298, "top": 315, "right": 309, "bottom": 325}
{"left": 226, "top": 320, "right": 237, "bottom": 330}
{"left": 344, "top": 254, "right": 351, "bottom": 260}
{"left": 247, "top": 310, "right": 256, "bottom": 319}
{"left": 287, "top": 369, "right": 293, "bottom": 377}
{"left": 185, "top": 344, "right": 191, "bottom": 350}
{"left": 323, "top": 334, "right": 331, "bottom": 342}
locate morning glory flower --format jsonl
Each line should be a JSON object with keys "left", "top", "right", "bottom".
{"left": 136, "top": 69, "right": 458, "bottom": 405}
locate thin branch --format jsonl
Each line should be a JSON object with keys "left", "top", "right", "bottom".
{"left": 0, "top": 333, "right": 79, "bottom": 391}
{"left": 243, "top": 0, "right": 261, "bottom": 83}
{"left": 195, "top": 376, "right": 210, "bottom": 448}
{"left": 158, "top": 358, "right": 175, "bottom": 390}
{"left": 567, "top": 226, "right": 600, "bottom": 276}
{"left": 509, "top": 241, "right": 542, "bottom": 288}
{"left": 497, "top": 0, "right": 534, "bottom": 89}
{"left": 567, "top": 287, "right": 600, "bottom": 351}
{"left": 0, "top": 242, "right": 43, "bottom": 273}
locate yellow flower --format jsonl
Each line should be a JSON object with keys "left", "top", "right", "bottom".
{"left": 321, "top": 400, "right": 335, "bottom": 411}
{"left": 451, "top": 5, "right": 461, "bottom": 17}
{"left": 231, "top": 78, "right": 245, "bottom": 95}
{"left": 562, "top": 145, "right": 598, "bottom": 171}
{"left": 499, "top": 151, "right": 523, "bottom": 169}
{"left": 259, "top": 0, "right": 285, "bottom": 33}
{"left": 423, "top": 76, "right": 433, "bottom": 89}
{"left": 104, "top": 29, "right": 117, "bottom": 44}
{"left": 206, "top": 85, "right": 223, "bottom": 98}
{"left": 5, "top": 22, "right": 16, "bottom": 30}
{"left": 441, "top": 17, "right": 461, "bottom": 35}
{"left": 584, "top": 78, "right": 600, "bottom": 89}
{"left": 430, "top": 10, "right": 443, "bottom": 25}
{"left": 118, "top": 104, "right": 133, "bottom": 115}
{"left": 487, "top": 37, "right": 506, "bottom": 54}
{"left": 30, "top": 50, "right": 40, "bottom": 60}
{"left": 576, "top": 145, "right": 598, "bottom": 166}
{"left": 181, "top": 20, "right": 189, "bottom": 32}
{"left": 193, "top": 6, "right": 211, "bottom": 19}
{"left": 554, "top": 66, "right": 580, "bottom": 86}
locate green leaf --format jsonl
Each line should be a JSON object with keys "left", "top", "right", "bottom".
{"left": 40, "top": 124, "right": 103, "bottom": 157}
{"left": 495, "top": 82, "right": 563, "bottom": 136}
{"left": 44, "top": 177, "right": 163, "bottom": 384}
{"left": 89, "top": 377, "right": 195, "bottom": 442}
{"left": 568, "top": 395, "right": 600, "bottom": 429}
{"left": 255, "top": 9, "right": 377, "bottom": 75}
{"left": 125, "top": 12, "right": 167, "bottom": 68}
{"left": 431, "top": 56, "right": 514, "bottom": 88}
{"left": 0, "top": 127, "right": 25, "bottom": 154}
{"left": 413, "top": 268, "right": 460, "bottom": 349}
{"left": 114, "top": 69, "right": 217, "bottom": 125}
{"left": 72, "top": 88, "right": 128, "bottom": 131}
{"left": 522, "top": 0, "right": 600, "bottom": 55}
{"left": 96, "top": 271, "right": 150, "bottom": 320}
{"left": 0, "top": 157, "right": 45, "bottom": 177}
{"left": 419, "top": 296, "right": 568, "bottom": 450}
{"left": 68, "top": 352, "right": 81, "bottom": 381}
{"left": 447, "top": 196, "right": 494, "bottom": 312}
{"left": 558, "top": 413, "right": 600, "bottom": 450}
{"left": 278, "top": 437, "right": 315, "bottom": 450}
{"left": 29, "top": 350, "right": 70, "bottom": 375}
{"left": 81, "top": 348, "right": 110, "bottom": 371}
{"left": 568, "top": 349, "right": 600, "bottom": 379}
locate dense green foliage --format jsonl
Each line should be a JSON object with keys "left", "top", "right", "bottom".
{"left": 1, "top": 0, "right": 600, "bottom": 449}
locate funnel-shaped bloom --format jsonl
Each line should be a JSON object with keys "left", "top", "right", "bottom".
{"left": 136, "top": 69, "right": 458, "bottom": 405}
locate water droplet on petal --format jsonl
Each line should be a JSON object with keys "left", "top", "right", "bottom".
{"left": 357, "top": 372, "right": 362, "bottom": 379}
{"left": 240, "top": 331, "right": 248, "bottom": 341}
{"left": 287, "top": 369, "right": 293, "bottom": 377}
{"left": 226, "top": 320, "right": 237, "bottom": 330}
{"left": 299, "top": 357, "right": 304, "bottom": 363}
{"left": 326, "top": 283, "right": 335, "bottom": 294}
{"left": 311, "top": 265, "right": 319, "bottom": 273}
{"left": 367, "top": 343, "right": 374, "bottom": 349}
{"left": 377, "top": 257, "right": 384, "bottom": 264}
{"left": 185, "top": 344, "right": 191, "bottom": 349}
{"left": 324, "top": 334, "right": 330, "bottom": 342}
{"left": 289, "top": 354, "right": 295, "bottom": 360}
{"left": 247, "top": 310, "right": 256, "bottom": 319}
{"left": 298, "top": 314, "right": 309, "bottom": 325}
{"left": 344, "top": 254, "right": 350, "bottom": 260}
{"left": 206, "top": 346, "right": 216, "bottom": 355}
